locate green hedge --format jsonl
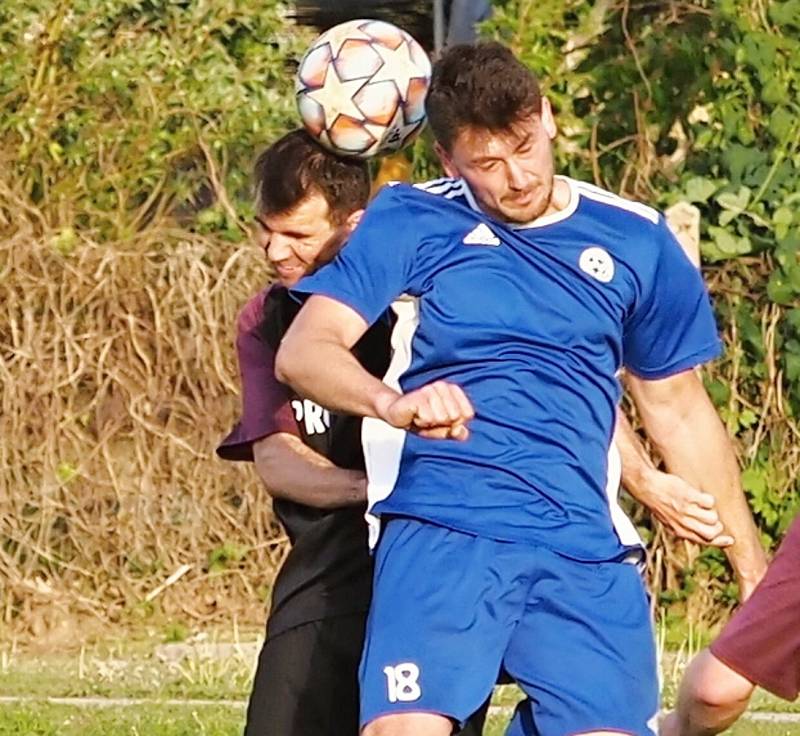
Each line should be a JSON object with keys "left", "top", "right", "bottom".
{"left": 0, "top": 0, "right": 308, "bottom": 240}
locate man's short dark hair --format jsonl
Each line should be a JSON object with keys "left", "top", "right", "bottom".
{"left": 425, "top": 42, "right": 542, "bottom": 152}
{"left": 254, "top": 130, "right": 370, "bottom": 223}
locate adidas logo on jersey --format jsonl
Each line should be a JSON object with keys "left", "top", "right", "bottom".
{"left": 463, "top": 223, "right": 501, "bottom": 246}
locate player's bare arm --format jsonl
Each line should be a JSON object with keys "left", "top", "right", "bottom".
{"left": 276, "top": 295, "right": 474, "bottom": 440}
{"left": 275, "top": 294, "right": 395, "bottom": 415}
{"left": 253, "top": 433, "right": 366, "bottom": 509}
{"left": 615, "top": 411, "right": 733, "bottom": 547}
{"left": 626, "top": 369, "right": 768, "bottom": 599}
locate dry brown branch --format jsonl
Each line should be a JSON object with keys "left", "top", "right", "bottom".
{"left": 0, "top": 175, "right": 284, "bottom": 637}
{"left": 196, "top": 134, "right": 248, "bottom": 236}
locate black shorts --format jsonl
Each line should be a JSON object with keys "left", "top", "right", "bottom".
{"left": 244, "top": 612, "right": 488, "bottom": 736}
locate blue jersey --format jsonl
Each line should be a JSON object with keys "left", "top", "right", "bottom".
{"left": 293, "top": 176, "right": 722, "bottom": 561}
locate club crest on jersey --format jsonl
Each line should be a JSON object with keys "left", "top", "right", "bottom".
{"left": 579, "top": 246, "right": 615, "bottom": 283}
{"left": 463, "top": 223, "right": 501, "bottom": 246}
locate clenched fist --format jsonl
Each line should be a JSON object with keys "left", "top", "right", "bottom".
{"left": 375, "top": 381, "right": 474, "bottom": 441}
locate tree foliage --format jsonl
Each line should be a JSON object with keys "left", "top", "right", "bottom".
{"left": 0, "top": 0, "right": 307, "bottom": 241}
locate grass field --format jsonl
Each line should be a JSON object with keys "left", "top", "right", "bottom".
{"left": 0, "top": 702, "right": 242, "bottom": 736}
{"left": 0, "top": 702, "right": 798, "bottom": 736}
{"left": 1, "top": 634, "right": 798, "bottom": 735}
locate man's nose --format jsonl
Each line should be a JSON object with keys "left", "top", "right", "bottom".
{"left": 267, "top": 233, "right": 293, "bottom": 261}
{"left": 253, "top": 228, "right": 269, "bottom": 250}
{"left": 507, "top": 159, "right": 529, "bottom": 190}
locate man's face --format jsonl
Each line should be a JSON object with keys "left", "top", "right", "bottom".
{"left": 438, "top": 100, "right": 558, "bottom": 224}
{"left": 254, "top": 192, "right": 358, "bottom": 288}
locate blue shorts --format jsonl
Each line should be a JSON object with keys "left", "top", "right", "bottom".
{"left": 359, "top": 517, "right": 659, "bottom": 735}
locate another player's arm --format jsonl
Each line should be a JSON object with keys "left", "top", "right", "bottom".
{"left": 615, "top": 411, "right": 732, "bottom": 547}
{"left": 222, "top": 292, "right": 365, "bottom": 509}
{"left": 253, "top": 433, "right": 366, "bottom": 509}
{"left": 276, "top": 295, "right": 393, "bottom": 417}
{"left": 276, "top": 295, "right": 474, "bottom": 439}
{"left": 627, "top": 370, "right": 768, "bottom": 599}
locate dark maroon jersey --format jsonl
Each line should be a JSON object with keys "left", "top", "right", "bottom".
{"left": 217, "top": 289, "right": 297, "bottom": 462}
{"left": 217, "top": 285, "right": 392, "bottom": 637}
{"left": 711, "top": 515, "right": 800, "bottom": 700}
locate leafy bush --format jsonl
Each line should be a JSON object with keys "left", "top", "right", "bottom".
{"left": 0, "top": 0, "right": 308, "bottom": 239}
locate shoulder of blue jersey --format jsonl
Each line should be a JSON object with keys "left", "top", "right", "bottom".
{"left": 412, "top": 177, "right": 468, "bottom": 200}
{"left": 380, "top": 177, "right": 470, "bottom": 212}
{"left": 570, "top": 179, "right": 660, "bottom": 225}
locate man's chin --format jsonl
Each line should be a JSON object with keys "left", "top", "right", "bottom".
{"left": 505, "top": 186, "right": 558, "bottom": 223}
{"left": 274, "top": 268, "right": 307, "bottom": 288}
{"left": 499, "top": 202, "right": 547, "bottom": 224}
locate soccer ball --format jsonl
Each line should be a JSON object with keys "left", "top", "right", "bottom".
{"left": 295, "top": 19, "right": 432, "bottom": 159}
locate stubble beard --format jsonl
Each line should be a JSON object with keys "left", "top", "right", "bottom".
{"left": 491, "top": 177, "right": 555, "bottom": 225}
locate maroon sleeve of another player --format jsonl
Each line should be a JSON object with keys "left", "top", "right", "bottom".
{"left": 710, "top": 515, "right": 800, "bottom": 701}
{"left": 216, "top": 290, "right": 299, "bottom": 462}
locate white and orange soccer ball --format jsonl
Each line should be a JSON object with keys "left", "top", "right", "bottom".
{"left": 295, "top": 19, "right": 432, "bottom": 159}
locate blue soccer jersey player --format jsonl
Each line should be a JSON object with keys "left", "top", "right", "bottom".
{"left": 276, "top": 43, "right": 767, "bottom": 736}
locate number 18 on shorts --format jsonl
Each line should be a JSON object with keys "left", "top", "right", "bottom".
{"left": 383, "top": 662, "right": 422, "bottom": 703}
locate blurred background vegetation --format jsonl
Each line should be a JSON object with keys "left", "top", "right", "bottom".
{"left": 1, "top": 0, "right": 798, "bottom": 644}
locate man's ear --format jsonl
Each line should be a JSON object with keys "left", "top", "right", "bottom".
{"left": 344, "top": 208, "right": 365, "bottom": 233}
{"left": 434, "top": 141, "right": 459, "bottom": 178}
{"left": 540, "top": 97, "right": 557, "bottom": 140}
